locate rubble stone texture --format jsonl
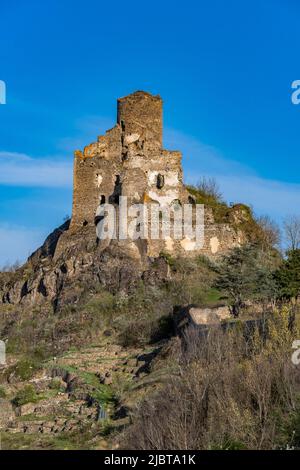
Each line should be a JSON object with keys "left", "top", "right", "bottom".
{"left": 67, "top": 90, "right": 241, "bottom": 259}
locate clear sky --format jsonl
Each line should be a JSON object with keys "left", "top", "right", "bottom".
{"left": 0, "top": 0, "right": 300, "bottom": 266}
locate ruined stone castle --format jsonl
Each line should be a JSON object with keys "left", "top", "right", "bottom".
{"left": 67, "top": 91, "right": 242, "bottom": 259}
{"left": 0, "top": 91, "right": 246, "bottom": 307}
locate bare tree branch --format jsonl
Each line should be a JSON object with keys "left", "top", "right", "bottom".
{"left": 283, "top": 215, "right": 300, "bottom": 251}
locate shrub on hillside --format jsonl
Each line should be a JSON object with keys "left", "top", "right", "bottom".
{"left": 122, "top": 306, "right": 300, "bottom": 450}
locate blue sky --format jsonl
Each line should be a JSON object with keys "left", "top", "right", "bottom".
{"left": 0, "top": 0, "right": 300, "bottom": 265}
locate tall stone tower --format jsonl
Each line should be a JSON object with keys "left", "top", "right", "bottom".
{"left": 71, "top": 91, "right": 188, "bottom": 233}
{"left": 117, "top": 91, "right": 163, "bottom": 150}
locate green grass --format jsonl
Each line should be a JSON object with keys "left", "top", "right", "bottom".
{"left": 0, "top": 432, "right": 40, "bottom": 450}
{"left": 53, "top": 365, "right": 117, "bottom": 409}
{"left": 48, "top": 377, "right": 64, "bottom": 392}
{"left": 5, "top": 358, "right": 42, "bottom": 381}
{"left": 186, "top": 184, "right": 231, "bottom": 223}
{"left": 80, "top": 370, "right": 116, "bottom": 406}
{"left": 203, "top": 287, "right": 223, "bottom": 305}
{"left": 12, "top": 384, "right": 43, "bottom": 407}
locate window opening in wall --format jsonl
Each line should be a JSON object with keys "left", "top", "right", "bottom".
{"left": 109, "top": 175, "right": 122, "bottom": 204}
{"left": 157, "top": 173, "right": 165, "bottom": 189}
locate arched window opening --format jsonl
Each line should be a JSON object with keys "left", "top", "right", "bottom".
{"left": 188, "top": 196, "right": 196, "bottom": 205}
{"left": 156, "top": 173, "right": 165, "bottom": 189}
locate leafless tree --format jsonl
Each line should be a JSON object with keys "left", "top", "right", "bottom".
{"left": 196, "top": 177, "right": 222, "bottom": 201}
{"left": 256, "top": 215, "right": 281, "bottom": 248}
{"left": 1, "top": 260, "right": 21, "bottom": 272}
{"left": 283, "top": 215, "right": 300, "bottom": 251}
{"left": 122, "top": 310, "right": 299, "bottom": 450}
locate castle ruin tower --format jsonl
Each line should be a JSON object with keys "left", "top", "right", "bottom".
{"left": 117, "top": 91, "right": 163, "bottom": 152}
{"left": 70, "top": 91, "right": 185, "bottom": 231}
{"left": 56, "top": 91, "right": 244, "bottom": 260}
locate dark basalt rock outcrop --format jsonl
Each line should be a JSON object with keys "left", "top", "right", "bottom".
{"left": 0, "top": 222, "right": 170, "bottom": 311}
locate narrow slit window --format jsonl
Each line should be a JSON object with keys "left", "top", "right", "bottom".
{"left": 157, "top": 174, "right": 165, "bottom": 189}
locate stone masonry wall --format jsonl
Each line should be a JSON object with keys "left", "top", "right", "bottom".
{"left": 69, "top": 91, "right": 242, "bottom": 259}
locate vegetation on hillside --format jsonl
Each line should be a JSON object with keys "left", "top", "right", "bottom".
{"left": 122, "top": 306, "right": 300, "bottom": 450}
{"left": 186, "top": 177, "right": 280, "bottom": 248}
{"left": 1, "top": 178, "right": 300, "bottom": 450}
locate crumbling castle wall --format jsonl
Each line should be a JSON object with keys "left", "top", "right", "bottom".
{"left": 68, "top": 91, "right": 242, "bottom": 259}
{"left": 0, "top": 92, "right": 247, "bottom": 308}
